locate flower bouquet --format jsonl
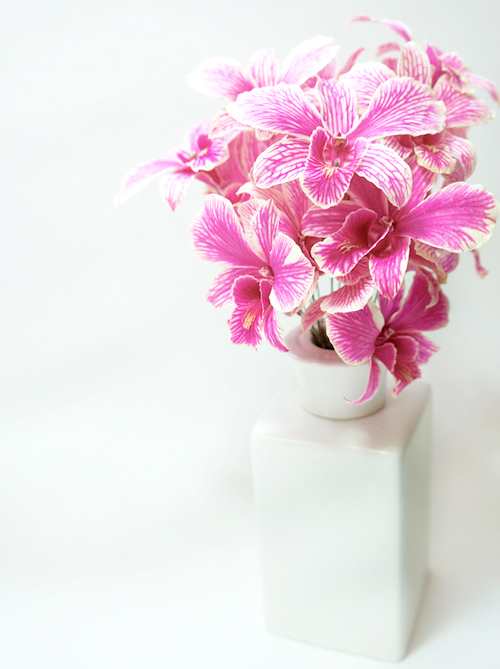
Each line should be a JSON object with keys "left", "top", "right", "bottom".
{"left": 116, "top": 16, "right": 498, "bottom": 406}
{"left": 115, "top": 18, "right": 499, "bottom": 659}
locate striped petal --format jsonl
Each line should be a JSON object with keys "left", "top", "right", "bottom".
{"left": 316, "top": 79, "right": 357, "bottom": 136}
{"left": 340, "top": 62, "right": 395, "bottom": 113}
{"left": 269, "top": 233, "right": 315, "bottom": 312}
{"left": 397, "top": 42, "right": 432, "bottom": 85}
{"left": 191, "top": 194, "right": 263, "bottom": 267}
{"left": 252, "top": 138, "right": 310, "bottom": 188}
{"left": 301, "top": 298, "right": 325, "bottom": 332}
{"left": 207, "top": 266, "right": 258, "bottom": 308}
{"left": 320, "top": 276, "right": 376, "bottom": 314}
{"left": 468, "top": 73, "right": 500, "bottom": 105}
{"left": 388, "top": 274, "right": 449, "bottom": 332}
{"left": 248, "top": 48, "right": 279, "bottom": 87}
{"left": 114, "top": 157, "right": 180, "bottom": 206}
{"left": 227, "top": 83, "right": 323, "bottom": 136}
{"left": 301, "top": 201, "right": 360, "bottom": 236}
{"left": 326, "top": 302, "right": 383, "bottom": 364}
{"left": 188, "top": 57, "right": 255, "bottom": 100}
{"left": 443, "top": 133, "right": 476, "bottom": 183}
{"left": 346, "top": 359, "right": 382, "bottom": 405}
{"left": 356, "top": 143, "right": 412, "bottom": 208}
{"left": 369, "top": 236, "right": 410, "bottom": 299}
{"left": 414, "top": 142, "right": 456, "bottom": 174}
{"left": 434, "top": 76, "right": 493, "bottom": 127}
{"left": 229, "top": 276, "right": 264, "bottom": 347}
{"left": 158, "top": 170, "right": 195, "bottom": 211}
{"left": 260, "top": 280, "right": 288, "bottom": 351}
{"left": 352, "top": 77, "right": 446, "bottom": 141}
{"left": 349, "top": 15, "right": 413, "bottom": 42}
{"left": 251, "top": 199, "right": 280, "bottom": 261}
{"left": 397, "top": 183, "right": 499, "bottom": 252}
{"left": 279, "top": 36, "right": 339, "bottom": 85}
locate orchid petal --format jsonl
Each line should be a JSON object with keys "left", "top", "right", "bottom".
{"left": 301, "top": 299, "right": 325, "bottom": 332}
{"left": 191, "top": 194, "right": 263, "bottom": 267}
{"left": 375, "top": 42, "right": 401, "bottom": 58}
{"left": 320, "top": 276, "right": 375, "bottom": 314}
{"left": 374, "top": 341, "right": 397, "bottom": 372}
{"left": 369, "top": 236, "right": 410, "bottom": 299}
{"left": 252, "top": 138, "right": 310, "bottom": 188}
{"left": 397, "top": 183, "right": 499, "bottom": 252}
{"left": 434, "top": 76, "right": 493, "bottom": 127}
{"left": 269, "top": 233, "right": 315, "bottom": 312}
{"left": 326, "top": 302, "right": 383, "bottom": 364}
{"left": 302, "top": 130, "right": 367, "bottom": 208}
{"left": 188, "top": 57, "right": 255, "bottom": 100}
{"left": 352, "top": 77, "right": 446, "bottom": 141}
{"left": 158, "top": 170, "right": 195, "bottom": 211}
{"left": 260, "top": 280, "right": 288, "bottom": 351}
{"left": 114, "top": 157, "right": 180, "bottom": 205}
{"left": 251, "top": 199, "right": 280, "bottom": 261}
{"left": 396, "top": 157, "right": 438, "bottom": 215}
{"left": 338, "top": 47, "right": 366, "bottom": 76}
{"left": 227, "top": 83, "right": 323, "bottom": 136}
{"left": 356, "top": 143, "right": 412, "bottom": 208}
{"left": 207, "top": 266, "right": 258, "bottom": 308}
{"left": 312, "top": 208, "right": 382, "bottom": 277}
{"left": 414, "top": 142, "right": 456, "bottom": 174}
{"left": 387, "top": 273, "right": 449, "bottom": 332}
{"left": 189, "top": 137, "right": 230, "bottom": 173}
{"left": 412, "top": 333, "right": 439, "bottom": 365}
{"left": 316, "top": 80, "right": 357, "bottom": 136}
{"left": 209, "top": 109, "right": 247, "bottom": 139}
{"left": 248, "top": 48, "right": 279, "bottom": 87}
{"left": 390, "top": 335, "right": 421, "bottom": 396}
{"left": 340, "top": 62, "right": 395, "bottom": 113}
{"left": 468, "top": 73, "right": 500, "bottom": 105}
{"left": 279, "top": 36, "right": 339, "bottom": 85}
{"left": 443, "top": 134, "right": 476, "bottom": 183}
{"left": 229, "top": 276, "right": 264, "bottom": 347}
{"left": 348, "top": 15, "right": 413, "bottom": 42}
{"left": 301, "top": 201, "right": 361, "bottom": 236}
{"left": 337, "top": 256, "right": 371, "bottom": 285}
{"left": 397, "top": 42, "right": 432, "bottom": 85}
{"left": 346, "top": 359, "right": 382, "bottom": 405}
{"left": 472, "top": 249, "right": 488, "bottom": 278}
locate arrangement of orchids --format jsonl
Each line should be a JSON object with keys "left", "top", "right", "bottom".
{"left": 115, "top": 16, "right": 499, "bottom": 403}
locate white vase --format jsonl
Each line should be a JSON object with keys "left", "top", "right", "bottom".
{"left": 251, "top": 327, "right": 432, "bottom": 661}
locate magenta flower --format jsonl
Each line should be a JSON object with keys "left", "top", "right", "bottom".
{"left": 308, "top": 163, "right": 498, "bottom": 301}
{"left": 187, "top": 36, "right": 338, "bottom": 101}
{"left": 326, "top": 274, "right": 449, "bottom": 403}
{"left": 114, "top": 120, "right": 231, "bottom": 211}
{"left": 227, "top": 76, "right": 445, "bottom": 209}
{"left": 191, "top": 195, "right": 315, "bottom": 350}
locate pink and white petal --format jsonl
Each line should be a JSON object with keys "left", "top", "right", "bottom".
{"left": 382, "top": 57, "right": 399, "bottom": 73}
{"left": 356, "top": 143, "right": 412, "bottom": 208}
{"left": 443, "top": 134, "right": 476, "bottom": 183}
{"left": 227, "top": 83, "right": 323, "bottom": 136}
{"left": 374, "top": 341, "right": 397, "bottom": 373}
{"left": 209, "top": 109, "right": 248, "bottom": 139}
{"left": 229, "top": 276, "right": 264, "bottom": 347}
{"left": 397, "top": 182, "right": 499, "bottom": 252}
{"left": 301, "top": 201, "right": 360, "bottom": 236}
{"left": 390, "top": 335, "right": 421, "bottom": 396}
{"left": 378, "top": 280, "right": 405, "bottom": 322}
{"left": 472, "top": 249, "right": 488, "bottom": 277}
{"left": 114, "top": 157, "right": 180, "bottom": 205}
{"left": 468, "top": 73, "right": 500, "bottom": 105}
{"left": 301, "top": 298, "right": 326, "bottom": 332}
{"left": 434, "top": 76, "right": 493, "bottom": 127}
{"left": 191, "top": 194, "right": 263, "bottom": 267}
{"left": 337, "top": 256, "right": 371, "bottom": 285}
{"left": 301, "top": 131, "right": 367, "bottom": 208}
{"left": 340, "top": 62, "right": 395, "bottom": 113}
{"left": 412, "top": 332, "right": 439, "bottom": 365}
{"left": 312, "top": 208, "right": 381, "bottom": 277}
{"left": 375, "top": 42, "right": 401, "bottom": 58}
{"left": 397, "top": 157, "right": 438, "bottom": 215}
{"left": 348, "top": 15, "right": 413, "bottom": 42}
{"left": 337, "top": 47, "right": 366, "bottom": 76}
{"left": 260, "top": 280, "right": 288, "bottom": 351}
{"left": 369, "top": 236, "right": 410, "bottom": 299}
{"left": 207, "top": 266, "right": 259, "bottom": 307}
{"left": 251, "top": 199, "right": 280, "bottom": 261}
{"left": 325, "top": 302, "right": 383, "bottom": 364}
{"left": 389, "top": 273, "right": 449, "bottom": 332}
{"left": 380, "top": 135, "right": 415, "bottom": 160}
{"left": 397, "top": 41, "right": 432, "bottom": 85}
{"left": 269, "top": 233, "right": 315, "bottom": 312}
{"left": 352, "top": 77, "right": 446, "bottom": 141}
{"left": 189, "top": 137, "right": 230, "bottom": 172}
{"left": 320, "top": 276, "right": 375, "bottom": 314}
{"left": 158, "top": 169, "right": 195, "bottom": 211}
{"left": 316, "top": 79, "right": 357, "bottom": 136}
{"left": 414, "top": 143, "right": 456, "bottom": 174}
{"left": 248, "top": 48, "right": 279, "bottom": 87}
{"left": 188, "top": 57, "right": 255, "bottom": 100}
{"left": 345, "top": 359, "right": 382, "bottom": 405}
{"left": 279, "top": 36, "right": 339, "bottom": 85}
{"left": 252, "top": 138, "right": 310, "bottom": 188}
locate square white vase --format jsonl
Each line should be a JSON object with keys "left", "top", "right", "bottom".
{"left": 251, "top": 378, "right": 432, "bottom": 661}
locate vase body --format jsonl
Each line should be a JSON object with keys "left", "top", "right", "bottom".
{"left": 251, "top": 330, "right": 432, "bottom": 661}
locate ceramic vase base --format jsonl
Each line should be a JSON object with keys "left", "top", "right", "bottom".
{"left": 251, "top": 379, "right": 432, "bottom": 662}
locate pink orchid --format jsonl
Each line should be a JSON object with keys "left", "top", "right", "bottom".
{"left": 187, "top": 36, "right": 338, "bottom": 101}
{"left": 114, "top": 120, "right": 231, "bottom": 211}
{"left": 191, "top": 195, "right": 315, "bottom": 350}
{"left": 227, "top": 76, "right": 445, "bottom": 209}
{"left": 308, "top": 164, "right": 497, "bottom": 302}
{"left": 326, "top": 273, "right": 449, "bottom": 403}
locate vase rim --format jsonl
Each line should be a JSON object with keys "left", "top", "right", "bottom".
{"left": 285, "top": 326, "right": 347, "bottom": 366}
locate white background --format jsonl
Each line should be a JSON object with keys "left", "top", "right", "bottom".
{"left": 1, "top": 1, "right": 500, "bottom": 666}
